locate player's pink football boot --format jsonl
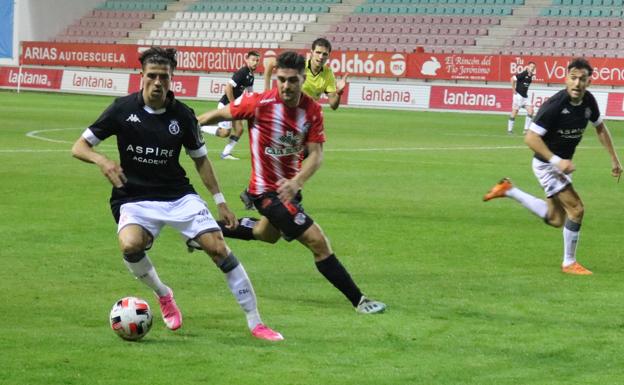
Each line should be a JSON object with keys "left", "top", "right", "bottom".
{"left": 157, "top": 289, "right": 182, "bottom": 330}
{"left": 251, "top": 324, "right": 284, "bottom": 341}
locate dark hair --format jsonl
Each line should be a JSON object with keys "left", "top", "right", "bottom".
{"left": 311, "top": 37, "right": 332, "bottom": 53}
{"left": 276, "top": 51, "right": 306, "bottom": 72}
{"left": 139, "top": 47, "right": 177, "bottom": 70}
{"left": 246, "top": 50, "right": 260, "bottom": 58}
{"left": 567, "top": 57, "right": 593, "bottom": 76}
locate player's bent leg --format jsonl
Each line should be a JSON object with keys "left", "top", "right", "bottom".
{"left": 118, "top": 224, "right": 151, "bottom": 254}
{"left": 550, "top": 187, "right": 591, "bottom": 274}
{"left": 508, "top": 109, "right": 518, "bottom": 133}
{"left": 555, "top": 186, "right": 584, "bottom": 223}
{"left": 544, "top": 198, "right": 566, "bottom": 228}
{"left": 297, "top": 223, "right": 333, "bottom": 261}
{"left": 119, "top": 226, "right": 181, "bottom": 330}
{"left": 194, "top": 231, "right": 283, "bottom": 340}
{"left": 252, "top": 217, "right": 281, "bottom": 244}
{"left": 299, "top": 225, "right": 386, "bottom": 313}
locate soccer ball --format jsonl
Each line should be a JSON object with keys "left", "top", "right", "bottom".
{"left": 109, "top": 297, "right": 153, "bottom": 341}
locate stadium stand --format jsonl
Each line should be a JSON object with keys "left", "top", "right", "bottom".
{"left": 50, "top": 0, "right": 624, "bottom": 58}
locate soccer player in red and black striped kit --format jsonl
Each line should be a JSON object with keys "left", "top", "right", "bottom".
{"left": 198, "top": 51, "right": 386, "bottom": 314}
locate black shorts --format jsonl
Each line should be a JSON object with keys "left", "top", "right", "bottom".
{"left": 251, "top": 191, "right": 314, "bottom": 242}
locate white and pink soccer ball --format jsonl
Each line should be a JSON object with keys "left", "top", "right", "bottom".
{"left": 109, "top": 297, "right": 153, "bottom": 341}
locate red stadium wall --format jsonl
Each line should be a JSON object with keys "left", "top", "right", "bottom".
{"left": 18, "top": 41, "right": 624, "bottom": 86}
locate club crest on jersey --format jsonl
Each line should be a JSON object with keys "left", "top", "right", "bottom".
{"left": 168, "top": 120, "right": 180, "bottom": 135}
{"left": 584, "top": 108, "right": 591, "bottom": 119}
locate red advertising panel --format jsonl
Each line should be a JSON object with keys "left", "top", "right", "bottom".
{"left": 20, "top": 42, "right": 137, "bottom": 68}
{"left": 20, "top": 42, "right": 407, "bottom": 78}
{"left": 606, "top": 92, "right": 624, "bottom": 117}
{"left": 407, "top": 53, "right": 501, "bottom": 81}
{"left": 18, "top": 42, "right": 624, "bottom": 87}
{"left": 429, "top": 86, "right": 512, "bottom": 112}
{"left": 128, "top": 73, "right": 199, "bottom": 97}
{"left": 500, "top": 56, "right": 624, "bottom": 86}
{"left": 0, "top": 66, "right": 63, "bottom": 89}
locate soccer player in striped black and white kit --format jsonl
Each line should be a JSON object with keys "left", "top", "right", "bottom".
{"left": 198, "top": 51, "right": 386, "bottom": 315}
{"left": 485, "top": 58, "right": 622, "bottom": 275}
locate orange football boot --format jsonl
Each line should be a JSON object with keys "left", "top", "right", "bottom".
{"left": 561, "top": 262, "right": 593, "bottom": 275}
{"left": 483, "top": 178, "right": 513, "bottom": 201}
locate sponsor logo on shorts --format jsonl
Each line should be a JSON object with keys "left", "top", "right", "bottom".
{"left": 294, "top": 212, "right": 306, "bottom": 225}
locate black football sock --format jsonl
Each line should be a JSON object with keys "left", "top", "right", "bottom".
{"left": 315, "top": 254, "right": 363, "bottom": 307}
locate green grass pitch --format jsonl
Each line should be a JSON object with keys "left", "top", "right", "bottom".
{"left": 1, "top": 90, "right": 623, "bottom": 385}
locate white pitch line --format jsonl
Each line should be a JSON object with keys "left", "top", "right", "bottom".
{"left": 25, "top": 127, "right": 83, "bottom": 144}
{"left": 8, "top": 127, "right": 609, "bottom": 154}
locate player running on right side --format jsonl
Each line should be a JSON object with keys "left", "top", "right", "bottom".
{"left": 484, "top": 58, "right": 622, "bottom": 275}
{"left": 507, "top": 61, "right": 536, "bottom": 135}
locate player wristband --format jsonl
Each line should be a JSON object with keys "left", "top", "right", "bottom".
{"left": 549, "top": 155, "right": 562, "bottom": 165}
{"left": 213, "top": 192, "right": 226, "bottom": 205}
{"left": 336, "top": 89, "right": 344, "bottom": 96}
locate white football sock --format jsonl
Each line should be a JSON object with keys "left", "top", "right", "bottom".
{"left": 123, "top": 255, "right": 170, "bottom": 297}
{"left": 225, "top": 264, "right": 262, "bottom": 330}
{"left": 222, "top": 140, "right": 238, "bottom": 156}
{"left": 506, "top": 187, "right": 548, "bottom": 219}
{"left": 524, "top": 116, "right": 532, "bottom": 131}
{"left": 201, "top": 125, "right": 219, "bottom": 136}
{"left": 507, "top": 118, "right": 514, "bottom": 132}
{"left": 563, "top": 220, "right": 581, "bottom": 266}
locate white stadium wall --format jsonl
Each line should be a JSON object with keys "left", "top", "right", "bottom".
{"left": 16, "top": 0, "right": 104, "bottom": 42}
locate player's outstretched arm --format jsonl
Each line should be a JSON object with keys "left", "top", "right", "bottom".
{"left": 595, "top": 122, "right": 623, "bottom": 179}
{"left": 71, "top": 137, "right": 126, "bottom": 187}
{"left": 197, "top": 105, "right": 234, "bottom": 126}
{"left": 192, "top": 156, "right": 237, "bottom": 228}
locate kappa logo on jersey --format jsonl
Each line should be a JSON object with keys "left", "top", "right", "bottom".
{"left": 168, "top": 120, "right": 180, "bottom": 135}
{"left": 584, "top": 108, "right": 591, "bottom": 119}
{"left": 561, "top": 108, "right": 571, "bottom": 114}
{"left": 126, "top": 114, "right": 141, "bottom": 123}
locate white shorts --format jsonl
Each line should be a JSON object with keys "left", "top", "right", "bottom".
{"left": 532, "top": 157, "right": 572, "bottom": 198}
{"left": 217, "top": 102, "right": 232, "bottom": 130}
{"left": 512, "top": 93, "right": 531, "bottom": 110}
{"left": 118, "top": 194, "right": 220, "bottom": 243}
